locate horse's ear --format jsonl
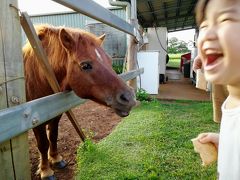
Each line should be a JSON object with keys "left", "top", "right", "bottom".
{"left": 36, "top": 26, "right": 48, "bottom": 41}
{"left": 98, "top": 34, "right": 106, "bottom": 45}
{"left": 38, "top": 32, "right": 45, "bottom": 41}
{"left": 59, "top": 28, "right": 75, "bottom": 51}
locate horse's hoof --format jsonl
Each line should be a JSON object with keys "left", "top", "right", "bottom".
{"left": 42, "top": 175, "right": 56, "bottom": 180}
{"left": 52, "top": 160, "right": 67, "bottom": 169}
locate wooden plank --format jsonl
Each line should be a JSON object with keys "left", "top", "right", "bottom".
{"left": 0, "top": 0, "right": 30, "bottom": 179}
{"left": 0, "top": 92, "right": 86, "bottom": 144}
{"left": 0, "top": 141, "right": 14, "bottom": 179}
{"left": 126, "top": 19, "right": 139, "bottom": 90}
{"left": 0, "top": 7, "right": 14, "bottom": 177}
{"left": 11, "top": 133, "right": 31, "bottom": 180}
{"left": 0, "top": 134, "right": 30, "bottom": 180}
{"left": 120, "top": 68, "right": 144, "bottom": 82}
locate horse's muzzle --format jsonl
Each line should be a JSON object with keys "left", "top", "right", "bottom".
{"left": 111, "top": 90, "right": 136, "bottom": 117}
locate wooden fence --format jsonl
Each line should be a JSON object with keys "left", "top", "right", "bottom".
{"left": 0, "top": 0, "right": 142, "bottom": 179}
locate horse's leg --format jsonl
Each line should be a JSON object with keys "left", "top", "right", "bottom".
{"left": 47, "top": 115, "right": 67, "bottom": 169}
{"left": 33, "top": 124, "right": 54, "bottom": 179}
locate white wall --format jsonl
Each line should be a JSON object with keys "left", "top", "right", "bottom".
{"left": 145, "top": 27, "right": 167, "bottom": 75}
{"left": 137, "top": 51, "right": 159, "bottom": 94}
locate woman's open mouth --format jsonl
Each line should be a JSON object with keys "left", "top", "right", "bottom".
{"left": 204, "top": 53, "right": 223, "bottom": 70}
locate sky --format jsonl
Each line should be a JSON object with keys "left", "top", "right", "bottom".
{"left": 18, "top": 0, "right": 111, "bottom": 14}
{"left": 18, "top": 0, "right": 195, "bottom": 43}
{"left": 168, "top": 29, "right": 195, "bottom": 43}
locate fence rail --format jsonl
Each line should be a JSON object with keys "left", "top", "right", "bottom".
{"left": 52, "top": 0, "right": 136, "bottom": 36}
{"left": 0, "top": 68, "right": 143, "bottom": 144}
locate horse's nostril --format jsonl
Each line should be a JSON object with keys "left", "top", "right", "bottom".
{"left": 117, "top": 92, "right": 130, "bottom": 105}
{"left": 120, "top": 94, "right": 129, "bottom": 102}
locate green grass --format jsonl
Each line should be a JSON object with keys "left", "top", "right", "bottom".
{"left": 76, "top": 100, "right": 219, "bottom": 179}
{"left": 169, "top": 54, "right": 182, "bottom": 59}
{"left": 167, "top": 54, "right": 181, "bottom": 68}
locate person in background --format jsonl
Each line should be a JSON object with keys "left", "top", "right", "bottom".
{"left": 195, "top": 0, "right": 240, "bottom": 179}
{"left": 193, "top": 55, "right": 228, "bottom": 123}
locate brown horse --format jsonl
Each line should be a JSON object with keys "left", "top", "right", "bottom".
{"left": 23, "top": 24, "right": 136, "bottom": 180}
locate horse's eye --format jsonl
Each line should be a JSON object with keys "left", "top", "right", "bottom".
{"left": 80, "top": 62, "right": 92, "bottom": 71}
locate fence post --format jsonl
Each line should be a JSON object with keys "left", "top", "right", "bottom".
{"left": 126, "top": 30, "right": 138, "bottom": 90}
{"left": 0, "top": 1, "right": 31, "bottom": 179}
{"left": 126, "top": 0, "right": 138, "bottom": 91}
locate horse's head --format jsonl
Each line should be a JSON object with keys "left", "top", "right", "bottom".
{"left": 54, "top": 27, "right": 136, "bottom": 117}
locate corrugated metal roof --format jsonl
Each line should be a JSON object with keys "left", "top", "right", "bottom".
{"left": 120, "top": 0, "right": 197, "bottom": 32}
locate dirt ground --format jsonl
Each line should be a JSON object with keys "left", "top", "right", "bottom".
{"left": 28, "top": 100, "right": 122, "bottom": 180}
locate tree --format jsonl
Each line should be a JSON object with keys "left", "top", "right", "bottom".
{"left": 168, "top": 37, "right": 189, "bottom": 54}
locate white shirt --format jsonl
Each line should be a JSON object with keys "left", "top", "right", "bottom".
{"left": 218, "top": 99, "right": 240, "bottom": 180}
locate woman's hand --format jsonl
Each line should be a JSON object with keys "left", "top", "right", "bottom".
{"left": 193, "top": 55, "right": 202, "bottom": 72}
{"left": 197, "top": 132, "right": 219, "bottom": 149}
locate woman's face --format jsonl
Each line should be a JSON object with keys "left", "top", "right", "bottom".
{"left": 197, "top": 0, "right": 240, "bottom": 86}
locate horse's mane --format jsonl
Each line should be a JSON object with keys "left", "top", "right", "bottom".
{"left": 23, "top": 25, "right": 66, "bottom": 82}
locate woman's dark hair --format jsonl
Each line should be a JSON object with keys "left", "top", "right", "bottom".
{"left": 195, "top": 0, "right": 210, "bottom": 26}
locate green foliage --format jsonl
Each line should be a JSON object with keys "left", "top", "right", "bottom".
{"left": 168, "top": 37, "right": 190, "bottom": 54}
{"left": 167, "top": 54, "right": 181, "bottom": 68}
{"left": 169, "top": 54, "right": 182, "bottom": 59}
{"left": 76, "top": 100, "right": 219, "bottom": 179}
{"left": 112, "top": 64, "right": 123, "bottom": 74}
{"left": 79, "top": 139, "right": 96, "bottom": 152}
{"left": 136, "top": 88, "right": 152, "bottom": 101}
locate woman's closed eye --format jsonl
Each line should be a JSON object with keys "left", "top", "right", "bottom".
{"left": 219, "top": 16, "right": 234, "bottom": 23}
{"left": 199, "top": 21, "right": 208, "bottom": 30}
{"left": 218, "top": 11, "right": 240, "bottom": 23}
